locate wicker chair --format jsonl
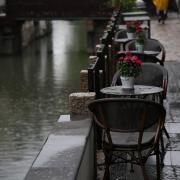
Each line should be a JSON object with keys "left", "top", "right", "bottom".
{"left": 114, "top": 29, "right": 128, "bottom": 39}
{"left": 114, "top": 29, "right": 129, "bottom": 51}
{"left": 88, "top": 98, "right": 166, "bottom": 180}
{"left": 124, "top": 39, "right": 166, "bottom": 66}
{"left": 111, "top": 63, "right": 169, "bottom": 154}
{"left": 116, "top": 51, "right": 164, "bottom": 66}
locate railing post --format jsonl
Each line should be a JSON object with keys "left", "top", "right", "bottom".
{"left": 88, "top": 67, "right": 94, "bottom": 92}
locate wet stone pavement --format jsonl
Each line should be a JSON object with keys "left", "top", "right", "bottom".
{"left": 97, "top": 12, "right": 180, "bottom": 180}
{"left": 151, "top": 12, "right": 180, "bottom": 61}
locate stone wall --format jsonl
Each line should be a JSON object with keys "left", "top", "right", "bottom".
{"left": 0, "top": 20, "right": 52, "bottom": 54}
{"left": 22, "top": 20, "right": 51, "bottom": 47}
{"left": 22, "top": 21, "right": 35, "bottom": 47}
{"left": 24, "top": 119, "right": 95, "bottom": 180}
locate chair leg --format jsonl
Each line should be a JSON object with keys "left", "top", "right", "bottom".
{"left": 163, "top": 126, "right": 170, "bottom": 139}
{"left": 138, "top": 152, "right": 149, "bottom": 180}
{"left": 160, "top": 126, "right": 170, "bottom": 166}
{"left": 103, "top": 150, "right": 111, "bottom": 180}
{"left": 156, "top": 144, "right": 161, "bottom": 180}
{"left": 160, "top": 126, "right": 170, "bottom": 167}
{"left": 160, "top": 132, "right": 165, "bottom": 166}
{"left": 130, "top": 152, "right": 134, "bottom": 173}
{"left": 103, "top": 169, "right": 110, "bottom": 180}
{"left": 140, "top": 164, "right": 149, "bottom": 180}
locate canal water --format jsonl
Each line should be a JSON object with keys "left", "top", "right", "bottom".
{"left": 0, "top": 20, "right": 89, "bottom": 180}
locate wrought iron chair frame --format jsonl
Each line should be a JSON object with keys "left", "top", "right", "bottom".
{"left": 111, "top": 63, "right": 169, "bottom": 158}
{"left": 124, "top": 38, "right": 166, "bottom": 66}
{"left": 88, "top": 98, "right": 166, "bottom": 180}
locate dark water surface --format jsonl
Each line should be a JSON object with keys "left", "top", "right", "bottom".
{"left": 0, "top": 20, "right": 89, "bottom": 180}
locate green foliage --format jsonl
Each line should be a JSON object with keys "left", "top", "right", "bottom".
{"left": 116, "top": 53, "right": 142, "bottom": 77}
{"left": 127, "top": 22, "right": 137, "bottom": 33}
{"left": 118, "top": 60, "right": 141, "bottom": 77}
{"left": 136, "top": 31, "right": 146, "bottom": 45}
{"left": 136, "top": 26, "right": 147, "bottom": 45}
{"left": 111, "top": 0, "right": 120, "bottom": 8}
{"left": 120, "top": 0, "right": 136, "bottom": 12}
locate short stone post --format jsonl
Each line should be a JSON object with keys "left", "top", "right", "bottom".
{"left": 89, "top": 55, "right": 97, "bottom": 64}
{"left": 80, "top": 70, "right": 89, "bottom": 92}
{"left": 69, "top": 92, "right": 96, "bottom": 119}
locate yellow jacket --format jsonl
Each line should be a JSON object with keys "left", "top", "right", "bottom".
{"left": 153, "top": 0, "right": 169, "bottom": 10}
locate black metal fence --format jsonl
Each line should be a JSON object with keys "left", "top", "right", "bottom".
{"left": 88, "top": 9, "right": 121, "bottom": 98}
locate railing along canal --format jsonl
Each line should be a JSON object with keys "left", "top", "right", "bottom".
{"left": 88, "top": 9, "right": 121, "bottom": 98}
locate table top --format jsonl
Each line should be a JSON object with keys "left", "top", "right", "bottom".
{"left": 117, "top": 25, "right": 127, "bottom": 30}
{"left": 117, "top": 24, "right": 149, "bottom": 31}
{"left": 114, "top": 38, "right": 129, "bottom": 43}
{"left": 122, "top": 11, "right": 148, "bottom": 16}
{"left": 144, "top": 50, "right": 159, "bottom": 55}
{"left": 124, "top": 16, "right": 150, "bottom": 21}
{"left": 101, "top": 85, "right": 163, "bottom": 96}
{"left": 117, "top": 50, "right": 160, "bottom": 56}
{"left": 132, "top": 50, "right": 160, "bottom": 56}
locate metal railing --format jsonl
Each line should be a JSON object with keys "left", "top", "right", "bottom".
{"left": 88, "top": 9, "right": 121, "bottom": 98}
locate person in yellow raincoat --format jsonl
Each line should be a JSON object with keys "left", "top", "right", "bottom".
{"left": 153, "top": 0, "right": 169, "bottom": 24}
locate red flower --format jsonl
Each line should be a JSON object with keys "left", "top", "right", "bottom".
{"left": 116, "top": 52, "right": 142, "bottom": 65}
{"left": 136, "top": 27, "right": 142, "bottom": 33}
{"left": 136, "top": 60, "right": 142, "bottom": 65}
{"left": 135, "top": 21, "right": 142, "bottom": 26}
{"left": 124, "top": 57, "right": 129, "bottom": 61}
{"left": 125, "top": 51, "right": 131, "bottom": 56}
{"left": 118, "top": 57, "right": 124, "bottom": 61}
{"left": 131, "top": 55, "right": 139, "bottom": 61}
{"left": 126, "top": 21, "right": 135, "bottom": 25}
{"left": 115, "top": 52, "right": 142, "bottom": 77}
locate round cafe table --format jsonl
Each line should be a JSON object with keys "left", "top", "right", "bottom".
{"left": 101, "top": 85, "right": 167, "bottom": 158}
{"left": 117, "top": 50, "right": 160, "bottom": 56}
{"left": 100, "top": 85, "right": 163, "bottom": 103}
{"left": 132, "top": 50, "right": 160, "bottom": 56}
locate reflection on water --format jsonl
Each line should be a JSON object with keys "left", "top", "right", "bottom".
{"left": 0, "top": 20, "right": 88, "bottom": 180}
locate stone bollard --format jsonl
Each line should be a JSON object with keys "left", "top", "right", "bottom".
{"left": 80, "top": 70, "right": 89, "bottom": 92}
{"left": 69, "top": 92, "right": 96, "bottom": 118}
{"left": 89, "top": 55, "right": 97, "bottom": 64}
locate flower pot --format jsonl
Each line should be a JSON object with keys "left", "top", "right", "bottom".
{"left": 120, "top": 76, "right": 135, "bottom": 89}
{"left": 135, "top": 43, "right": 144, "bottom": 53}
{"left": 127, "top": 32, "right": 135, "bottom": 39}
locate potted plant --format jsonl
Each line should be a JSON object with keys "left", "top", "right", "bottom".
{"left": 120, "top": 0, "right": 136, "bottom": 12}
{"left": 116, "top": 52, "right": 142, "bottom": 89}
{"left": 135, "top": 26, "right": 147, "bottom": 52}
{"left": 126, "top": 21, "right": 141, "bottom": 39}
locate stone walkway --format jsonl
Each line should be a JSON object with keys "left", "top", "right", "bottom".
{"left": 97, "top": 12, "right": 180, "bottom": 180}
{"left": 151, "top": 12, "right": 180, "bottom": 61}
